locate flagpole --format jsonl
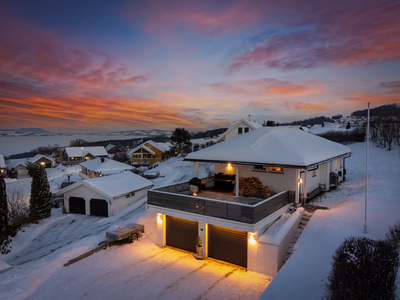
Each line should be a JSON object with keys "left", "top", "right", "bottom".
{"left": 364, "top": 102, "right": 370, "bottom": 233}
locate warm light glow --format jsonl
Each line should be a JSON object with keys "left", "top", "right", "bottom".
{"left": 249, "top": 233, "right": 256, "bottom": 245}
{"left": 298, "top": 178, "right": 302, "bottom": 184}
{"left": 71, "top": 157, "right": 74, "bottom": 160}
{"left": 157, "top": 213, "right": 163, "bottom": 224}
{"left": 40, "top": 162, "right": 45, "bottom": 165}
{"left": 193, "top": 193, "right": 197, "bottom": 196}
{"left": 227, "top": 163, "right": 232, "bottom": 170}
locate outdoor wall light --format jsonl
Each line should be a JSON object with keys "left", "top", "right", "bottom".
{"left": 157, "top": 213, "right": 163, "bottom": 224}
{"left": 40, "top": 162, "right": 45, "bottom": 165}
{"left": 298, "top": 178, "right": 302, "bottom": 184}
{"left": 227, "top": 163, "right": 233, "bottom": 170}
{"left": 249, "top": 233, "right": 256, "bottom": 245}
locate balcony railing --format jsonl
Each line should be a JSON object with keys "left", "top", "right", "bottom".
{"left": 148, "top": 178, "right": 294, "bottom": 224}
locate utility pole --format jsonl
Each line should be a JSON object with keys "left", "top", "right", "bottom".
{"left": 364, "top": 102, "right": 370, "bottom": 233}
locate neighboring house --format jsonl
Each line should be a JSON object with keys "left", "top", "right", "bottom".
{"left": 6, "top": 159, "right": 29, "bottom": 177}
{"left": 217, "top": 118, "right": 262, "bottom": 142}
{"left": 27, "top": 154, "right": 54, "bottom": 168}
{"left": 128, "top": 140, "right": 171, "bottom": 166}
{"left": 62, "top": 146, "right": 108, "bottom": 163}
{"left": 79, "top": 157, "right": 135, "bottom": 179}
{"left": 0, "top": 154, "right": 5, "bottom": 174}
{"left": 147, "top": 127, "right": 351, "bottom": 276}
{"left": 57, "top": 171, "right": 153, "bottom": 217}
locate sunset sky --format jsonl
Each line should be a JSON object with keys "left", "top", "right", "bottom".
{"left": 1, "top": 0, "right": 399, "bottom": 133}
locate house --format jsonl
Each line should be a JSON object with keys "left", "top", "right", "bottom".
{"left": 62, "top": 146, "right": 108, "bottom": 163}
{"left": 57, "top": 171, "right": 153, "bottom": 217}
{"left": 27, "top": 154, "right": 54, "bottom": 168}
{"left": 217, "top": 117, "right": 262, "bottom": 142}
{"left": 147, "top": 127, "right": 351, "bottom": 276}
{"left": 6, "top": 159, "right": 29, "bottom": 177}
{"left": 128, "top": 140, "right": 171, "bottom": 166}
{"left": 79, "top": 157, "right": 135, "bottom": 179}
{"left": 0, "top": 154, "right": 5, "bottom": 174}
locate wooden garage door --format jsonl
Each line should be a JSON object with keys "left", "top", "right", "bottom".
{"left": 90, "top": 198, "right": 108, "bottom": 217}
{"left": 166, "top": 216, "right": 198, "bottom": 253}
{"left": 208, "top": 225, "right": 248, "bottom": 267}
{"left": 69, "top": 197, "right": 86, "bottom": 214}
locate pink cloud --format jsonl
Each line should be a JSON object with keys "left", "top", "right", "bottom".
{"left": 228, "top": 0, "right": 400, "bottom": 71}
{"left": 211, "top": 78, "right": 324, "bottom": 96}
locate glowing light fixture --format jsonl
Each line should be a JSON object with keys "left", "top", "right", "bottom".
{"left": 40, "top": 162, "right": 45, "bottom": 165}
{"left": 157, "top": 214, "right": 163, "bottom": 224}
{"left": 249, "top": 233, "right": 256, "bottom": 245}
{"left": 193, "top": 193, "right": 197, "bottom": 196}
{"left": 298, "top": 178, "right": 302, "bottom": 184}
{"left": 227, "top": 163, "right": 233, "bottom": 170}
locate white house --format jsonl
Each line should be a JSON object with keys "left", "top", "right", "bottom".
{"left": 27, "top": 154, "right": 54, "bottom": 168}
{"left": 147, "top": 127, "right": 351, "bottom": 276}
{"left": 58, "top": 171, "right": 153, "bottom": 217}
{"left": 6, "top": 159, "right": 29, "bottom": 177}
{"left": 217, "top": 118, "right": 263, "bottom": 142}
{"left": 62, "top": 146, "right": 108, "bottom": 163}
{"left": 79, "top": 157, "right": 135, "bottom": 179}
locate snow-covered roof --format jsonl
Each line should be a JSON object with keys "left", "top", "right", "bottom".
{"left": 64, "top": 147, "right": 108, "bottom": 158}
{"left": 128, "top": 144, "right": 156, "bottom": 156}
{"left": 185, "top": 127, "right": 351, "bottom": 168}
{"left": 0, "top": 154, "right": 5, "bottom": 168}
{"left": 6, "top": 158, "right": 28, "bottom": 169}
{"left": 105, "top": 143, "right": 116, "bottom": 151}
{"left": 57, "top": 171, "right": 153, "bottom": 200}
{"left": 79, "top": 158, "right": 134, "bottom": 175}
{"left": 27, "top": 154, "right": 54, "bottom": 164}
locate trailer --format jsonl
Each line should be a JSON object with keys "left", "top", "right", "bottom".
{"left": 106, "top": 223, "right": 144, "bottom": 243}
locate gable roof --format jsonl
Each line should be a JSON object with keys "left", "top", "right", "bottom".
{"left": 185, "top": 127, "right": 351, "bottom": 169}
{"left": 217, "top": 118, "right": 262, "bottom": 141}
{"left": 57, "top": 171, "right": 153, "bottom": 200}
{"left": 79, "top": 158, "right": 134, "bottom": 175}
{"left": 27, "top": 154, "right": 54, "bottom": 164}
{"left": 64, "top": 147, "right": 108, "bottom": 158}
{"left": 0, "top": 154, "right": 5, "bottom": 168}
{"left": 105, "top": 143, "right": 116, "bottom": 151}
{"left": 6, "top": 158, "right": 28, "bottom": 169}
{"left": 128, "top": 144, "right": 156, "bottom": 156}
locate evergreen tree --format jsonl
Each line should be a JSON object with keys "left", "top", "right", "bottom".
{"left": 346, "top": 121, "right": 351, "bottom": 129}
{"left": 30, "top": 165, "right": 52, "bottom": 220}
{"left": 171, "top": 128, "right": 192, "bottom": 154}
{"left": 0, "top": 174, "right": 12, "bottom": 254}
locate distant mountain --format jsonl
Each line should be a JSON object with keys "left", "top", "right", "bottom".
{"left": 351, "top": 103, "right": 400, "bottom": 118}
{"left": 17, "top": 128, "right": 51, "bottom": 134}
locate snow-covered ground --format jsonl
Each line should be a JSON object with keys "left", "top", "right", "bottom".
{"left": 1, "top": 142, "right": 399, "bottom": 300}
{"left": 260, "top": 142, "right": 400, "bottom": 299}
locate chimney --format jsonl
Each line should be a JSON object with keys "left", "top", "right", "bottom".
{"left": 248, "top": 114, "right": 251, "bottom": 121}
{"left": 101, "top": 157, "right": 105, "bottom": 163}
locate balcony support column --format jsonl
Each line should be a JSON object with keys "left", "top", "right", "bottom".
{"left": 295, "top": 169, "right": 300, "bottom": 205}
{"left": 235, "top": 164, "right": 239, "bottom": 197}
{"left": 303, "top": 169, "right": 308, "bottom": 205}
{"left": 195, "top": 162, "right": 199, "bottom": 178}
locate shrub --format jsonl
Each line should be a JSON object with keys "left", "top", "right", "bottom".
{"left": 325, "top": 236, "right": 399, "bottom": 300}
{"left": 386, "top": 221, "right": 400, "bottom": 249}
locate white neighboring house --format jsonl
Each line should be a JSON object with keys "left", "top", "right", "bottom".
{"left": 27, "top": 154, "right": 54, "bottom": 168}
{"left": 147, "top": 127, "right": 351, "bottom": 276}
{"left": 217, "top": 118, "right": 263, "bottom": 142}
{"left": 0, "top": 154, "right": 5, "bottom": 174}
{"left": 57, "top": 171, "right": 153, "bottom": 217}
{"left": 6, "top": 159, "right": 29, "bottom": 177}
{"left": 62, "top": 146, "right": 108, "bottom": 163}
{"left": 79, "top": 157, "right": 135, "bottom": 179}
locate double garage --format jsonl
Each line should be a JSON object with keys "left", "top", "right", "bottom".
{"left": 69, "top": 197, "right": 109, "bottom": 217}
{"left": 166, "top": 216, "right": 248, "bottom": 268}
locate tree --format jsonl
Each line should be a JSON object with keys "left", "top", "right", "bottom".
{"left": 30, "top": 165, "right": 52, "bottom": 220}
{"left": 346, "top": 121, "right": 351, "bottom": 129}
{"left": 170, "top": 128, "right": 192, "bottom": 154}
{"left": 0, "top": 174, "right": 12, "bottom": 254}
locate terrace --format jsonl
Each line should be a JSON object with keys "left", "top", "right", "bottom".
{"left": 147, "top": 176, "right": 295, "bottom": 224}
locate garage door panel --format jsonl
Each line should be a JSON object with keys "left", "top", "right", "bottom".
{"left": 69, "top": 197, "right": 86, "bottom": 215}
{"left": 90, "top": 198, "right": 108, "bottom": 217}
{"left": 166, "top": 216, "right": 198, "bottom": 253}
{"left": 208, "top": 225, "right": 247, "bottom": 267}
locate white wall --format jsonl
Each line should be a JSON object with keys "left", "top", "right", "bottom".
{"left": 64, "top": 185, "right": 108, "bottom": 215}
{"left": 112, "top": 188, "right": 148, "bottom": 215}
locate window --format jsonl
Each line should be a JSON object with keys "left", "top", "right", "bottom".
{"left": 244, "top": 127, "right": 249, "bottom": 133}
{"left": 238, "top": 127, "right": 243, "bottom": 134}
{"left": 269, "top": 166, "right": 283, "bottom": 172}
{"left": 254, "top": 165, "right": 266, "bottom": 171}
{"left": 132, "top": 154, "right": 141, "bottom": 158}
{"left": 130, "top": 192, "right": 135, "bottom": 197}
{"left": 126, "top": 194, "right": 130, "bottom": 198}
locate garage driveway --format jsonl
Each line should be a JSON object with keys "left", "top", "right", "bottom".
{"left": 27, "top": 238, "right": 270, "bottom": 300}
